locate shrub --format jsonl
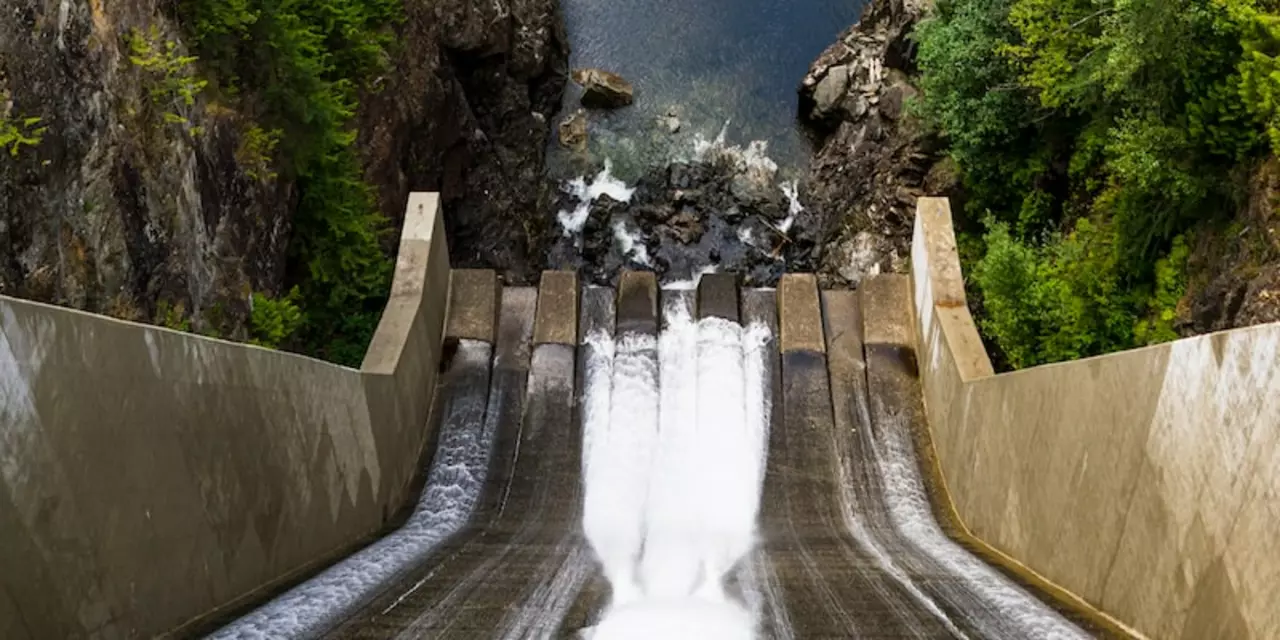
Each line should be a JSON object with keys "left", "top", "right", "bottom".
{"left": 125, "top": 26, "right": 208, "bottom": 129}
{"left": 975, "top": 218, "right": 1134, "bottom": 367}
{"left": 249, "top": 288, "right": 305, "bottom": 348}
{"left": 0, "top": 115, "right": 45, "bottom": 157}
{"left": 156, "top": 299, "right": 193, "bottom": 332}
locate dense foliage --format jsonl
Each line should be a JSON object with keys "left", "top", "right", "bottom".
{"left": 177, "top": 0, "right": 402, "bottom": 364}
{"left": 915, "top": 0, "right": 1280, "bottom": 368}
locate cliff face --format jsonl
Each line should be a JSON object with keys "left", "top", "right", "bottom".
{"left": 797, "top": 0, "right": 942, "bottom": 288}
{"left": 0, "top": 0, "right": 566, "bottom": 339}
{"left": 358, "top": 0, "right": 568, "bottom": 282}
{"left": 0, "top": 2, "right": 294, "bottom": 336}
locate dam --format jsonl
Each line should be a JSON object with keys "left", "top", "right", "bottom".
{"left": 2, "top": 195, "right": 1276, "bottom": 638}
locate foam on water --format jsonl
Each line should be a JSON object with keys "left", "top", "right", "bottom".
{"left": 692, "top": 122, "right": 780, "bottom": 179}
{"left": 557, "top": 159, "right": 636, "bottom": 236}
{"left": 583, "top": 309, "right": 771, "bottom": 639}
{"left": 612, "top": 219, "right": 654, "bottom": 267}
{"left": 211, "top": 340, "right": 497, "bottom": 639}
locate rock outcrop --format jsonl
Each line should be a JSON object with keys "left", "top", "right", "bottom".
{"left": 571, "top": 68, "right": 635, "bottom": 109}
{"left": 797, "top": 0, "right": 944, "bottom": 287}
{"left": 417, "top": 0, "right": 569, "bottom": 282}
{"left": 0, "top": 0, "right": 566, "bottom": 338}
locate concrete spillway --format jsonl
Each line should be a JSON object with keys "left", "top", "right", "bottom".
{"left": 213, "top": 270, "right": 1097, "bottom": 639}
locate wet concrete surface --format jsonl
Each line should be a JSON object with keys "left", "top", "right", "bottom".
{"left": 253, "top": 273, "right": 1097, "bottom": 639}
{"left": 763, "top": 276, "right": 953, "bottom": 637}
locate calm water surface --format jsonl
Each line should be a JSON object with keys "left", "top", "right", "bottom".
{"left": 553, "top": 0, "right": 866, "bottom": 179}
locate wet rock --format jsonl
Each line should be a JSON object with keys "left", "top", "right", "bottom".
{"left": 572, "top": 68, "right": 635, "bottom": 109}
{"left": 730, "top": 173, "right": 774, "bottom": 207}
{"left": 672, "top": 189, "right": 702, "bottom": 205}
{"left": 594, "top": 194, "right": 629, "bottom": 219}
{"left": 666, "top": 209, "right": 704, "bottom": 244}
{"left": 634, "top": 203, "right": 675, "bottom": 225}
{"left": 548, "top": 141, "right": 815, "bottom": 287}
{"left": 722, "top": 204, "right": 747, "bottom": 224}
{"left": 558, "top": 109, "right": 588, "bottom": 151}
{"left": 669, "top": 162, "right": 695, "bottom": 189}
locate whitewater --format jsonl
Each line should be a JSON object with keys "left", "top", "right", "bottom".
{"left": 580, "top": 299, "right": 772, "bottom": 639}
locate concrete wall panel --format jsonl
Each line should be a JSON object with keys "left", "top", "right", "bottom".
{"left": 0, "top": 193, "right": 450, "bottom": 638}
{"left": 910, "top": 197, "right": 1280, "bottom": 639}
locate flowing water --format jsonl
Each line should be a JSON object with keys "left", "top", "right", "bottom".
{"left": 551, "top": 0, "right": 866, "bottom": 181}
{"left": 581, "top": 304, "right": 773, "bottom": 639}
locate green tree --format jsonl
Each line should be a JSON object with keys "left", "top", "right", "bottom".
{"left": 174, "top": 0, "right": 403, "bottom": 364}
{"left": 914, "top": 0, "right": 1279, "bottom": 368}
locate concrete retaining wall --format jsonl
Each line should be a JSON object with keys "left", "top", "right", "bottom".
{"left": 0, "top": 193, "right": 451, "bottom": 639}
{"left": 910, "top": 197, "right": 1280, "bottom": 639}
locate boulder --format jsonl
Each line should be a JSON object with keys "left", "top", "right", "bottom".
{"left": 811, "top": 65, "right": 851, "bottom": 118}
{"left": 665, "top": 208, "right": 704, "bottom": 244}
{"left": 572, "top": 68, "right": 635, "bottom": 109}
{"left": 558, "top": 109, "right": 588, "bottom": 151}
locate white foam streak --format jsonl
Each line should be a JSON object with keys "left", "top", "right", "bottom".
{"left": 778, "top": 181, "right": 803, "bottom": 234}
{"left": 662, "top": 264, "right": 719, "bottom": 290}
{"left": 692, "top": 122, "right": 778, "bottom": 182}
{"left": 212, "top": 340, "right": 496, "bottom": 640}
{"left": 583, "top": 331, "right": 659, "bottom": 604}
{"left": 871, "top": 415, "right": 1089, "bottom": 639}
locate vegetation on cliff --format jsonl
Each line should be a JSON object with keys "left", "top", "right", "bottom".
{"left": 176, "top": 0, "right": 402, "bottom": 364}
{"left": 915, "top": 0, "right": 1280, "bottom": 368}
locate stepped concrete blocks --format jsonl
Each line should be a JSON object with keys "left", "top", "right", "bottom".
{"left": 446, "top": 269, "right": 499, "bottom": 342}
{"left": 534, "top": 271, "right": 579, "bottom": 346}
{"left": 861, "top": 274, "right": 914, "bottom": 349}
{"left": 696, "top": 273, "right": 740, "bottom": 321}
{"left": 617, "top": 271, "right": 658, "bottom": 336}
{"left": 778, "top": 274, "right": 825, "bottom": 354}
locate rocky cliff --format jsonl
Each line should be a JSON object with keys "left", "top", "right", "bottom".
{"left": 0, "top": 0, "right": 565, "bottom": 340}
{"left": 0, "top": 3, "right": 293, "bottom": 336}
{"left": 797, "top": 0, "right": 949, "bottom": 287}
